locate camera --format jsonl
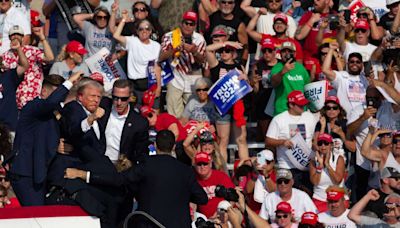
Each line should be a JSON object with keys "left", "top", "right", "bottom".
{"left": 284, "top": 52, "right": 295, "bottom": 63}
{"left": 215, "top": 185, "right": 239, "bottom": 202}
{"left": 184, "top": 36, "right": 192, "bottom": 44}
{"left": 195, "top": 217, "right": 215, "bottom": 228}
{"left": 328, "top": 14, "right": 339, "bottom": 30}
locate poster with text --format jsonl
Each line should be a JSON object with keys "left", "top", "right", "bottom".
{"left": 208, "top": 69, "right": 253, "bottom": 115}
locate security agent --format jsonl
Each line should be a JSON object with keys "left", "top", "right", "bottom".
{"left": 64, "top": 129, "right": 208, "bottom": 227}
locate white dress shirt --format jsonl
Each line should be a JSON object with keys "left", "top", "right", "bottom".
{"left": 104, "top": 105, "right": 129, "bottom": 162}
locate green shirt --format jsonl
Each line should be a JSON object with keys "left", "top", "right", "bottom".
{"left": 270, "top": 62, "right": 310, "bottom": 116}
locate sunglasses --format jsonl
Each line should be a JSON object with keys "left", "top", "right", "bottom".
{"left": 96, "top": 15, "right": 109, "bottom": 20}
{"left": 276, "top": 214, "right": 289, "bottom": 219}
{"left": 220, "top": 0, "right": 234, "bottom": 4}
{"left": 269, "top": 0, "right": 281, "bottom": 3}
{"left": 349, "top": 60, "right": 362, "bottom": 64}
{"left": 112, "top": 95, "right": 130, "bottom": 102}
{"left": 133, "top": 7, "right": 147, "bottom": 13}
{"left": 277, "top": 179, "right": 290, "bottom": 185}
{"left": 354, "top": 29, "right": 367, "bottom": 33}
{"left": 196, "top": 162, "right": 209, "bottom": 167}
{"left": 196, "top": 88, "right": 209, "bottom": 92}
{"left": 217, "top": 48, "right": 234, "bottom": 54}
{"left": 183, "top": 20, "right": 196, "bottom": 26}
{"left": 262, "top": 48, "right": 274, "bottom": 54}
{"left": 390, "top": 176, "right": 400, "bottom": 181}
{"left": 356, "top": 13, "right": 369, "bottom": 19}
{"left": 0, "top": 0, "right": 10, "bottom": 2}
{"left": 138, "top": 26, "right": 151, "bottom": 32}
{"left": 317, "top": 141, "right": 331, "bottom": 146}
{"left": 266, "top": 160, "right": 274, "bottom": 165}
{"left": 325, "top": 106, "right": 339, "bottom": 110}
{"left": 379, "top": 133, "right": 392, "bottom": 138}
{"left": 393, "top": 138, "right": 400, "bottom": 144}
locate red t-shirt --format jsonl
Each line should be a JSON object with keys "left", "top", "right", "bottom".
{"left": 298, "top": 11, "right": 337, "bottom": 58}
{"left": 261, "top": 34, "right": 304, "bottom": 61}
{"left": 155, "top": 113, "right": 187, "bottom": 142}
{"left": 196, "top": 170, "right": 235, "bottom": 218}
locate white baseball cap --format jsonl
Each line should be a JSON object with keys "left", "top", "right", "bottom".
{"left": 386, "top": 0, "right": 400, "bottom": 6}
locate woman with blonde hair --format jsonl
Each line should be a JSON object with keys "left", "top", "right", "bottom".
{"left": 49, "top": 40, "right": 91, "bottom": 79}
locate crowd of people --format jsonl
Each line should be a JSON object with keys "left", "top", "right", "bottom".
{"left": 0, "top": 0, "right": 400, "bottom": 227}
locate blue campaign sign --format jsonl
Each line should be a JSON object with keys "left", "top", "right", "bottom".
{"left": 147, "top": 60, "right": 175, "bottom": 88}
{"left": 208, "top": 69, "right": 253, "bottom": 115}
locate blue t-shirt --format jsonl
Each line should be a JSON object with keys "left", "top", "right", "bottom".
{"left": 0, "top": 69, "right": 22, "bottom": 131}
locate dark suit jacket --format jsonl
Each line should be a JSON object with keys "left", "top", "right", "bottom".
{"left": 90, "top": 155, "right": 208, "bottom": 228}
{"left": 99, "top": 97, "right": 149, "bottom": 163}
{"left": 48, "top": 101, "right": 106, "bottom": 185}
{"left": 10, "top": 85, "right": 69, "bottom": 184}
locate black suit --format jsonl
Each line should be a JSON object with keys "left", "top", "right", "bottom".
{"left": 99, "top": 97, "right": 149, "bottom": 164}
{"left": 90, "top": 155, "right": 208, "bottom": 228}
{"left": 10, "top": 84, "right": 70, "bottom": 206}
{"left": 49, "top": 100, "right": 107, "bottom": 181}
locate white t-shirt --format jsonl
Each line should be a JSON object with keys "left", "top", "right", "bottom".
{"left": 259, "top": 188, "right": 317, "bottom": 222}
{"left": 125, "top": 36, "right": 161, "bottom": 80}
{"left": 254, "top": 9, "right": 297, "bottom": 59}
{"left": 0, "top": 6, "right": 31, "bottom": 55}
{"left": 266, "top": 110, "right": 317, "bottom": 169}
{"left": 344, "top": 42, "right": 377, "bottom": 62}
{"left": 318, "top": 209, "right": 356, "bottom": 228}
{"left": 331, "top": 71, "right": 367, "bottom": 119}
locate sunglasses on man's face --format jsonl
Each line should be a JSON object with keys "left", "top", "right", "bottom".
{"left": 0, "top": 0, "right": 10, "bottom": 3}
{"left": 112, "top": 95, "right": 130, "bottom": 102}
{"left": 133, "top": 7, "right": 147, "bottom": 13}
{"left": 355, "top": 28, "right": 367, "bottom": 33}
{"left": 392, "top": 138, "right": 400, "bottom": 144}
{"left": 220, "top": 0, "right": 234, "bottom": 5}
{"left": 276, "top": 214, "right": 289, "bottom": 219}
{"left": 196, "top": 162, "right": 209, "bottom": 167}
{"left": 317, "top": 141, "right": 331, "bottom": 146}
{"left": 183, "top": 20, "right": 196, "bottom": 27}
{"left": 277, "top": 179, "right": 290, "bottom": 185}
{"left": 96, "top": 15, "right": 109, "bottom": 20}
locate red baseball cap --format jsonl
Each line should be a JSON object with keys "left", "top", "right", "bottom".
{"left": 31, "top": 10, "right": 43, "bottom": 27}
{"left": 182, "top": 11, "right": 197, "bottom": 22}
{"left": 287, "top": 90, "right": 309, "bottom": 106}
{"left": 355, "top": 19, "right": 370, "bottom": 30}
{"left": 261, "top": 37, "right": 275, "bottom": 50}
{"left": 325, "top": 96, "right": 340, "bottom": 105}
{"left": 211, "top": 25, "right": 228, "bottom": 37}
{"left": 301, "top": 212, "right": 318, "bottom": 225}
{"left": 317, "top": 133, "right": 333, "bottom": 143}
{"left": 194, "top": 152, "right": 211, "bottom": 163}
{"left": 140, "top": 105, "right": 154, "bottom": 118}
{"left": 66, "top": 40, "right": 88, "bottom": 55}
{"left": 275, "top": 202, "right": 292, "bottom": 213}
{"left": 274, "top": 13, "right": 288, "bottom": 25}
{"left": 90, "top": 72, "right": 104, "bottom": 85}
{"left": 326, "top": 188, "right": 345, "bottom": 201}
